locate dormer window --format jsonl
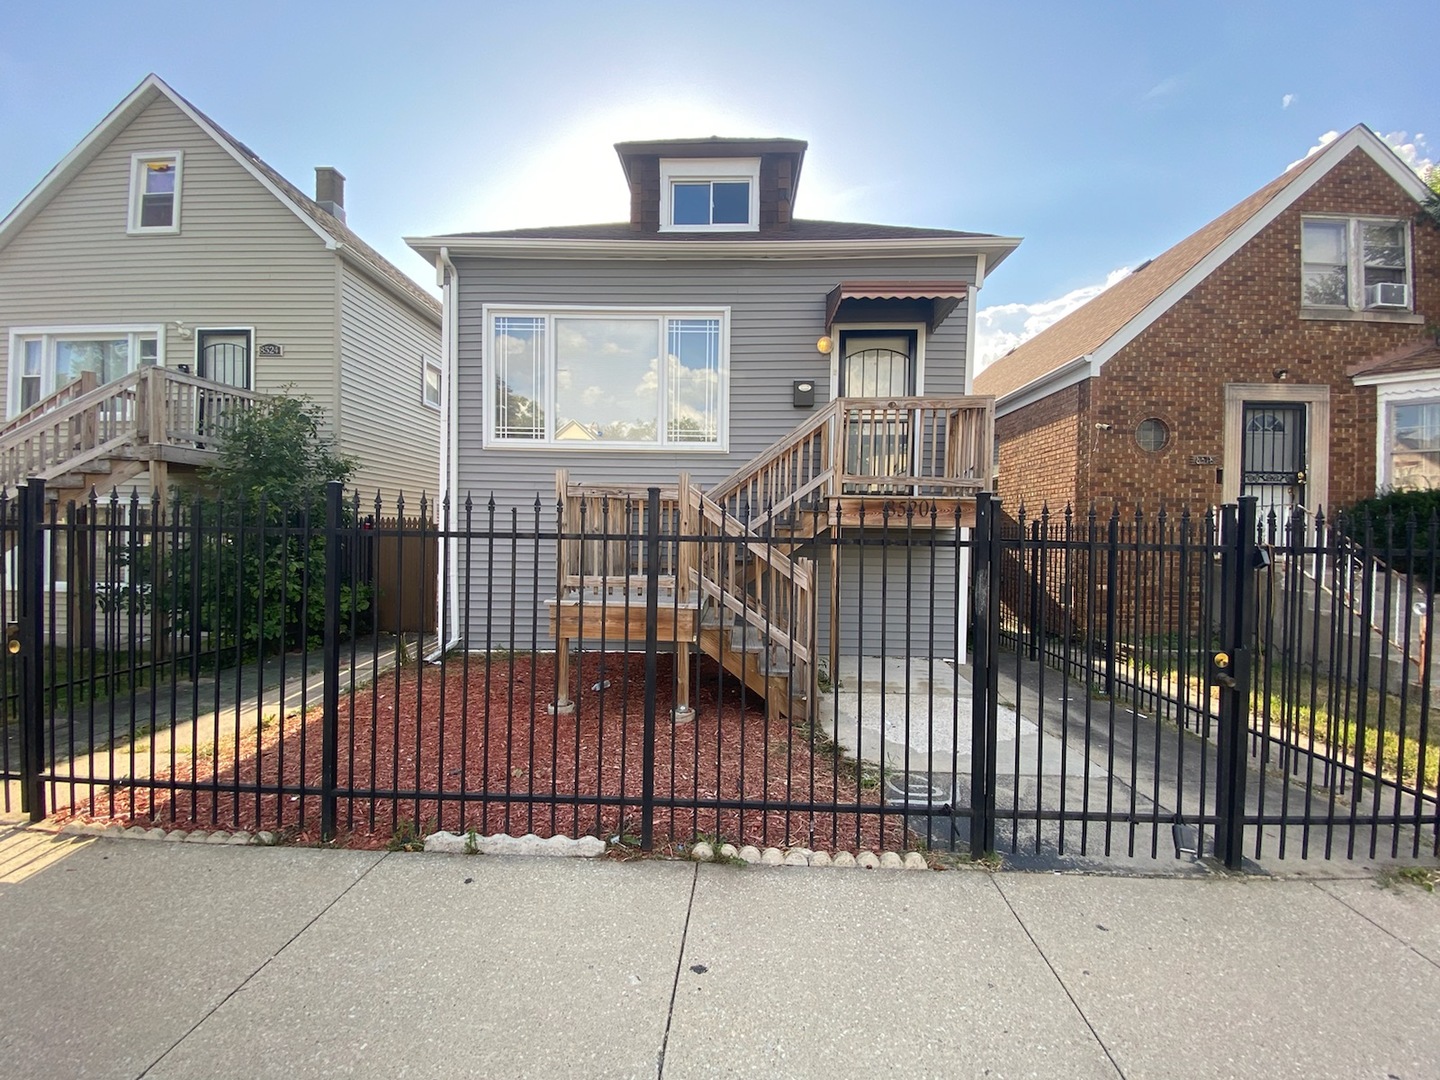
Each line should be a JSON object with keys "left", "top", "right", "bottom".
{"left": 128, "top": 152, "right": 182, "bottom": 233}
{"left": 659, "top": 157, "right": 760, "bottom": 232}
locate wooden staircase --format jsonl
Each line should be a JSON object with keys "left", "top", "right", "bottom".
{"left": 1, "top": 366, "right": 264, "bottom": 505}
{"left": 551, "top": 395, "right": 995, "bottom": 721}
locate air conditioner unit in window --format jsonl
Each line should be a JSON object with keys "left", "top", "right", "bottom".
{"left": 1366, "top": 282, "right": 1409, "bottom": 308}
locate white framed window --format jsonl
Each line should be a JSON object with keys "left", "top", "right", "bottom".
{"left": 127, "top": 152, "right": 183, "bottom": 234}
{"left": 1301, "top": 216, "right": 1411, "bottom": 311}
{"left": 484, "top": 306, "right": 729, "bottom": 450}
{"left": 422, "top": 357, "right": 442, "bottom": 410}
{"left": 7, "top": 326, "right": 162, "bottom": 415}
{"left": 658, "top": 158, "right": 760, "bottom": 233}
{"left": 1386, "top": 400, "right": 1440, "bottom": 491}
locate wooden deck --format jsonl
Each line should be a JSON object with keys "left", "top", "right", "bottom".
{"left": 548, "top": 395, "right": 995, "bottom": 720}
{"left": 1, "top": 367, "right": 264, "bottom": 503}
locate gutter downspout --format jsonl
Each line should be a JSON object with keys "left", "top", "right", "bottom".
{"left": 427, "top": 246, "right": 462, "bottom": 661}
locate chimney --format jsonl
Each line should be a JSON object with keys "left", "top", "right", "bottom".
{"left": 315, "top": 167, "right": 346, "bottom": 222}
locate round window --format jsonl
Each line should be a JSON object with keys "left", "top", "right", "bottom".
{"left": 1136, "top": 418, "right": 1169, "bottom": 453}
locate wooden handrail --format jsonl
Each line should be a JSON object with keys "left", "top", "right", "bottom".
{"left": 708, "top": 398, "right": 841, "bottom": 505}
{"left": 1, "top": 368, "right": 264, "bottom": 491}
{"left": 0, "top": 371, "right": 99, "bottom": 437}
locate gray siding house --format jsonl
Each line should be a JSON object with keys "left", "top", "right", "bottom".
{"left": 0, "top": 74, "right": 441, "bottom": 502}
{"left": 409, "top": 138, "right": 1017, "bottom": 715}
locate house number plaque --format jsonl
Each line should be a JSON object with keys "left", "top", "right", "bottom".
{"left": 257, "top": 343, "right": 284, "bottom": 357}
{"left": 1190, "top": 455, "right": 1217, "bottom": 466}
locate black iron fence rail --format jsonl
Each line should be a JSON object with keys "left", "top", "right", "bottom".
{"left": 3, "top": 479, "right": 1438, "bottom": 866}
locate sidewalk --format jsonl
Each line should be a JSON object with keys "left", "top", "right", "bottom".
{"left": 0, "top": 822, "right": 1437, "bottom": 1080}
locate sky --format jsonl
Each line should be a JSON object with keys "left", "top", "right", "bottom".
{"left": 2, "top": 1, "right": 1436, "bottom": 368}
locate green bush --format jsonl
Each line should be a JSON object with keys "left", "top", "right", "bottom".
{"left": 113, "top": 393, "right": 372, "bottom": 657}
{"left": 1341, "top": 488, "right": 1440, "bottom": 588}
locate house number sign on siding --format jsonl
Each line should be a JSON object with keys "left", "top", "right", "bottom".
{"left": 258, "top": 343, "right": 284, "bottom": 357}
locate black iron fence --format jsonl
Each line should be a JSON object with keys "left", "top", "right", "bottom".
{"left": 3, "top": 478, "right": 1437, "bottom": 867}
{"left": 998, "top": 499, "right": 1440, "bottom": 864}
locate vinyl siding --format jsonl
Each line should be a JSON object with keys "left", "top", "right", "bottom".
{"left": 452, "top": 253, "right": 976, "bottom": 651}
{"left": 338, "top": 264, "right": 442, "bottom": 502}
{"left": 0, "top": 95, "right": 338, "bottom": 419}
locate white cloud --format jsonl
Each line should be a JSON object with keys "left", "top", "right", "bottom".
{"left": 975, "top": 267, "right": 1132, "bottom": 370}
{"left": 1379, "top": 130, "right": 1434, "bottom": 176}
{"left": 1142, "top": 77, "right": 1181, "bottom": 101}
{"left": 1288, "top": 128, "right": 1434, "bottom": 176}
{"left": 1282, "top": 93, "right": 1296, "bottom": 110}
{"left": 1288, "top": 130, "right": 1340, "bottom": 169}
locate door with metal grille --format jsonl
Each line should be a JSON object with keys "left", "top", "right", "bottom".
{"left": 839, "top": 330, "right": 915, "bottom": 489}
{"left": 1242, "top": 402, "right": 1307, "bottom": 521}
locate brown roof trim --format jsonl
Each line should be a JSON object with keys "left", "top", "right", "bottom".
{"left": 1349, "top": 337, "right": 1440, "bottom": 380}
{"left": 614, "top": 136, "right": 808, "bottom": 159}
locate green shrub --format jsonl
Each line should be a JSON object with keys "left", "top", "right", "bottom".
{"left": 112, "top": 392, "right": 371, "bottom": 657}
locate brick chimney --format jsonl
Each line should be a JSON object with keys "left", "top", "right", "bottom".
{"left": 315, "top": 167, "right": 346, "bottom": 222}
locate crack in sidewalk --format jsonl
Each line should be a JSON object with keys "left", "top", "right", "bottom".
{"left": 133, "top": 850, "right": 390, "bottom": 1080}
{"left": 990, "top": 876, "right": 1128, "bottom": 1080}
{"left": 656, "top": 862, "right": 700, "bottom": 1080}
{"left": 1309, "top": 878, "right": 1440, "bottom": 971}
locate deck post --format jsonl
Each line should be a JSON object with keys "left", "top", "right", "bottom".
{"left": 673, "top": 472, "right": 695, "bottom": 722}
{"left": 550, "top": 469, "right": 575, "bottom": 716}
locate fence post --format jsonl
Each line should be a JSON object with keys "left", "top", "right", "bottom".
{"left": 1214, "top": 496, "right": 1258, "bottom": 869}
{"left": 320, "top": 480, "right": 343, "bottom": 840}
{"left": 1104, "top": 509, "right": 1119, "bottom": 697}
{"left": 969, "top": 492, "right": 999, "bottom": 857}
{"left": 640, "top": 487, "right": 660, "bottom": 851}
{"left": 17, "top": 478, "right": 46, "bottom": 821}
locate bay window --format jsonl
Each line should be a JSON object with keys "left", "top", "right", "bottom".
{"left": 486, "top": 307, "right": 727, "bottom": 449}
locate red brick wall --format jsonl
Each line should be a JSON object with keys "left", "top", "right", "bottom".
{"left": 1002, "top": 148, "right": 1439, "bottom": 516}
{"left": 995, "top": 381, "right": 1088, "bottom": 512}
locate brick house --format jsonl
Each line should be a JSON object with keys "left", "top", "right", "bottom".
{"left": 975, "top": 125, "right": 1438, "bottom": 521}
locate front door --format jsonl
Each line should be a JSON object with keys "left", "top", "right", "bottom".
{"left": 838, "top": 330, "right": 917, "bottom": 489}
{"left": 838, "top": 330, "right": 916, "bottom": 397}
{"left": 196, "top": 329, "right": 252, "bottom": 389}
{"left": 1242, "top": 402, "right": 1307, "bottom": 523}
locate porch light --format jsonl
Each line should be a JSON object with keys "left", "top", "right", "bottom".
{"left": 816, "top": 335, "right": 833, "bottom": 355}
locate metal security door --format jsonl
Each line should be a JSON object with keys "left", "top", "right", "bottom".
{"left": 1242, "top": 403, "right": 1306, "bottom": 520}
{"left": 839, "top": 331, "right": 916, "bottom": 489}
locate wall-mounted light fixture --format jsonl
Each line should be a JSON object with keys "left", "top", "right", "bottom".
{"left": 815, "top": 335, "right": 833, "bottom": 355}
{"left": 171, "top": 320, "right": 193, "bottom": 340}
{"left": 1273, "top": 367, "right": 1289, "bottom": 381}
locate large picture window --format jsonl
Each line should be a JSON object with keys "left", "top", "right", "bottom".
{"left": 486, "top": 308, "right": 727, "bottom": 449}
{"left": 8, "top": 327, "right": 160, "bottom": 415}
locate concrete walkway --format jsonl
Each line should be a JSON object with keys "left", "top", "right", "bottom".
{"left": 0, "top": 821, "right": 1437, "bottom": 1080}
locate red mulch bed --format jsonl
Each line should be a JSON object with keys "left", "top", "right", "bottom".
{"left": 50, "top": 652, "right": 909, "bottom": 854}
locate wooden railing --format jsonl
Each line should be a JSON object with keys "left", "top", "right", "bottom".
{"left": 0, "top": 371, "right": 99, "bottom": 438}
{"left": 835, "top": 396, "right": 994, "bottom": 496}
{"left": 554, "top": 471, "right": 815, "bottom": 664}
{"left": 708, "top": 395, "right": 994, "bottom": 532}
{"left": 0, "top": 367, "right": 264, "bottom": 490}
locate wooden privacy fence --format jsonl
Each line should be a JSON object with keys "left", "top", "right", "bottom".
{"left": 369, "top": 516, "right": 438, "bottom": 633}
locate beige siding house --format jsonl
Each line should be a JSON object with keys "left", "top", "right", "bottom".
{"left": 0, "top": 74, "right": 441, "bottom": 503}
